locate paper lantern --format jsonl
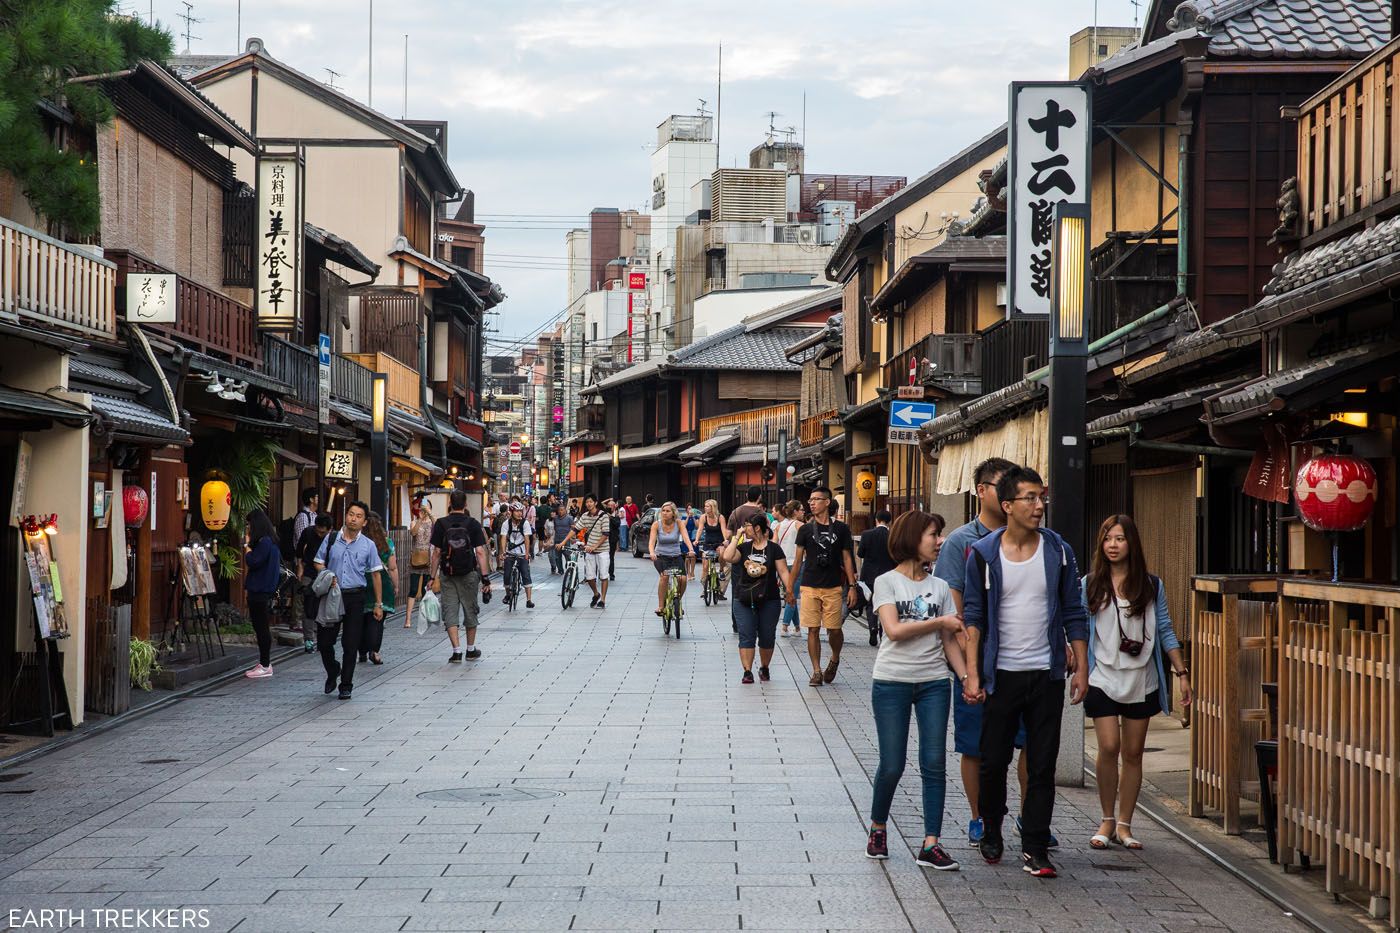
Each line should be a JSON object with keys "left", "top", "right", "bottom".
{"left": 855, "top": 470, "right": 877, "bottom": 503}
{"left": 123, "top": 484, "right": 149, "bottom": 528}
{"left": 201, "top": 479, "right": 232, "bottom": 530}
{"left": 1295, "top": 454, "right": 1377, "bottom": 532}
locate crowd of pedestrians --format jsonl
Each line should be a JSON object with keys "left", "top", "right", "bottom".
{"left": 236, "top": 464, "right": 1189, "bottom": 884}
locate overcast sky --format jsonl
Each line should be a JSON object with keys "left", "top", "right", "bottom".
{"left": 154, "top": 0, "right": 1142, "bottom": 348}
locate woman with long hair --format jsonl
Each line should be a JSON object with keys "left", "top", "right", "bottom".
{"left": 359, "top": 511, "right": 397, "bottom": 665}
{"left": 696, "top": 499, "right": 728, "bottom": 599}
{"left": 773, "top": 500, "right": 805, "bottom": 637}
{"left": 720, "top": 514, "right": 791, "bottom": 683}
{"left": 1082, "top": 514, "right": 1191, "bottom": 851}
{"left": 864, "top": 511, "right": 967, "bottom": 870}
{"left": 647, "top": 501, "right": 695, "bottom": 616}
{"left": 242, "top": 509, "right": 282, "bottom": 679}
{"left": 404, "top": 499, "right": 434, "bottom": 628}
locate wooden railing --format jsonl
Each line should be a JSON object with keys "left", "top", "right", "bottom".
{"left": 261, "top": 334, "right": 317, "bottom": 409}
{"left": 0, "top": 217, "right": 116, "bottom": 339}
{"left": 699, "top": 402, "right": 797, "bottom": 446}
{"left": 980, "top": 317, "right": 1047, "bottom": 394}
{"left": 345, "top": 351, "right": 421, "bottom": 415}
{"left": 222, "top": 186, "right": 255, "bottom": 287}
{"left": 1277, "top": 579, "right": 1400, "bottom": 925}
{"left": 331, "top": 353, "right": 372, "bottom": 409}
{"left": 885, "top": 334, "right": 982, "bottom": 394}
{"left": 801, "top": 409, "right": 837, "bottom": 447}
{"left": 1189, "top": 575, "right": 1280, "bottom": 834}
{"left": 108, "top": 249, "right": 258, "bottom": 366}
{"left": 1298, "top": 34, "right": 1400, "bottom": 238}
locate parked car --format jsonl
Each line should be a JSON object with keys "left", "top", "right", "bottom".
{"left": 630, "top": 507, "right": 660, "bottom": 557}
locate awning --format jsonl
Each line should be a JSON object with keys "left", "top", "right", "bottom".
{"left": 392, "top": 454, "right": 441, "bottom": 476}
{"left": 679, "top": 427, "right": 741, "bottom": 464}
{"left": 304, "top": 222, "right": 381, "bottom": 278}
{"left": 934, "top": 408, "right": 1049, "bottom": 496}
{"left": 91, "top": 393, "right": 188, "bottom": 443}
{"left": 1205, "top": 343, "right": 1400, "bottom": 427}
{"left": 841, "top": 396, "right": 885, "bottom": 427}
{"left": 561, "top": 429, "right": 603, "bottom": 447}
{"left": 0, "top": 386, "right": 95, "bottom": 427}
{"left": 274, "top": 446, "right": 316, "bottom": 471}
{"left": 187, "top": 351, "right": 291, "bottom": 396}
{"left": 720, "top": 443, "right": 780, "bottom": 466}
{"left": 576, "top": 438, "right": 693, "bottom": 467}
{"left": 388, "top": 408, "right": 433, "bottom": 437}
{"left": 1086, "top": 380, "right": 1235, "bottom": 438}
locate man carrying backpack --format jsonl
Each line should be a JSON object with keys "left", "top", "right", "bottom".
{"left": 430, "top": 490, "right": 491, "bottom": 663}
{"left": 500, "top": 501, "right": 535, "bottom": 609}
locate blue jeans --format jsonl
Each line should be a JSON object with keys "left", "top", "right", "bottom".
{"left": 870, "top": 678, "right": 952, "bottom": 838}
{"left": 620, "top": 525, "right": 630, "bottom": 550}
{"left": 781, "top": 574, "right": 800, "bottom": 627}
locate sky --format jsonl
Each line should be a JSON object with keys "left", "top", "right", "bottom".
{"left": 147, "top": 0, "right": 1145, "bottom": 349}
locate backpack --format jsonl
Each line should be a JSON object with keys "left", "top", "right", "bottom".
{"left": 506, "top": 519, "right": 527, "bottom": 552}
{"left": 278, "top": 514, "right": 298, "bottom": 561}
{"left": 442, "top": 516, "right": 478, "bottom": 576}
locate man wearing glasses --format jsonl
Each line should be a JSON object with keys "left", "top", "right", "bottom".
{"left": 960, "top": 466, "right": 1089, "bottom": 880}
{"left": 787, "top": 485, "right": 857, "bottom": 686}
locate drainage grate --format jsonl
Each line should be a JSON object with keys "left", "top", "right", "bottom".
{"left": 140, "top": 759, "right": 181, "bottom": 765}
{"left": 0, "top": 772, "right": 30, "bottom": 783}
{"left": 417, "top": 787, "right": 565, "bottom": 804}
{"left": 1096, "top": 863, "right": 1139, "bottom": 872}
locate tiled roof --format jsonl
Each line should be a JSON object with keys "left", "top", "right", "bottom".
{"left": 90, "top": 393, "right": 187, "bottom": 442}
{"left": 668, "top": 326, "right": 814, "bottom": 372}
{"left": 1264, "top": 214, "right": 1400, "bottom": 297}
{"left": 70, "top": 358, "right": 148, "bottom": 393}
{"left": 1207, "top": 342, "right": 1400, "bottom": 423}
{"left": 1163, "top": 0, "right": 1386, "bottom": 59}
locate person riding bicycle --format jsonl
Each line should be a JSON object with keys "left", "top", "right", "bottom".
{"left": 697, "top": 499, "right": 728, "bottom": 601}
{"left": 648, "top": 501, "right": 695, "bottom": 616}
{"left": 499, "top": 502, "right": 535, "bottom": 609}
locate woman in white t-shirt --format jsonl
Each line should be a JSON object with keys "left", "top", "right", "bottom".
{"left": 864, "top": 511, "right": 969, "bottom": 872}
{"left": 772, "top": 500, "right": 805, "bottom": 637}
{"left": 1081, "top": 514, "right": 1191, "bottom": 852}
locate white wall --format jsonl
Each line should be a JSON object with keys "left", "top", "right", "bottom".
{"left": 691, "top": 286, "right": 826, "bottom": 339}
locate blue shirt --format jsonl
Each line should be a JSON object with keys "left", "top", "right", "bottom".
{"left": 315, "top": 529, "right": 383, "bottom": 589}
{"left": 932, "top": 516, "right": 991, "bottom": 594}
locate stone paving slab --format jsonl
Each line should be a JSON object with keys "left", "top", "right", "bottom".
{"left": 0, "top": 554, "right": 1311, "bottom": 931}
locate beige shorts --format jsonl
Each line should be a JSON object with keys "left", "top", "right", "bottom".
{"left": 800, "top": 585, "right": 845, "bottom": 630}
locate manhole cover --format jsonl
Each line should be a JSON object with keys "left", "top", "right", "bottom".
{"left": 417, "top": 787, "right": 565, "bottom": 804}
{"left": 140, "top": 758, "right": 181, "bottom": 765}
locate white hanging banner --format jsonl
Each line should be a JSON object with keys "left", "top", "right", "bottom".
{"left": 256, "top": 153, "right": 302, "bottom": 330}
{"left": 1007, "top": 82, "right": 1091, "bottom": 318}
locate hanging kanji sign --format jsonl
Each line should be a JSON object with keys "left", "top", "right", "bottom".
{"left": 1007, "top": 82, "right": 1091, "bottom": 318}
{"left": 256, "top": 153, "right": 302, "bottom": 330}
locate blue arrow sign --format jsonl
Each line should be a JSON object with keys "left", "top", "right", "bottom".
{"left": 888, "top": 400, "right": 936, "bottom": 428}
{"left": 317, "top": 333, "right": 331, "bottom": 366}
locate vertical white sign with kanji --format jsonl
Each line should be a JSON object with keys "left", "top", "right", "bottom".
{"left": 1007, "top": 82, "right": 1091, "bottom": 318}
{"left": 257, "top": 154, "right": 301, "bottom": 330}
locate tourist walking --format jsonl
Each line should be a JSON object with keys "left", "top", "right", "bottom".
{"left": 500, "top": 501, "right": 536, "bottom": 608}
{"left": 606, "top": 499, "right": 621, "bottom": 580}
{"left": 858, "top": 510, "right": 897, "bottom": 646}
{"left": 774, "top": 500, "right": 804, "bottom": 636}
{"left": 430, "top": 490, "right": 490, "bottom": 662}
{"left": 788, "top": 486, "right": 857, "bottom": 686}
{"left": 359, "top": 511, "right": 396, "bottom": 665}
{"left": 242, "top": 509, "right": 282, "bottom": 679}
{"left": 292, "top": 488, "right": 319, "bottom": 546}
{"left": 313, "top": 501, "right": 385, "bottom": 700}
{"left": 961, "top": 466, "right": 1089, "bottom": 879}
{"left": 405, "top": 499, "right": 433, "bottom": 628}
{"left": 618, "top": 496, "right": 631, "bottom": 551}
{"left": 577, "top": 495, "right": 611, "bottom": 609}
{"left": 720, "top": 513, "right": 789, "bottom": 683}
{"left": 648, "top": 501, "right": 695, "bottom": 616}
{"left": 933, "top": 456, "right": 1037, "bottom": 847}
{"left": 1083, "top": 514, "right": 1191, "bottom": 851}
{"left": 548, "top": 503, "right": 574, "bottom": 575}
{"left": 295, "top": 514, "right": 333, "bottom": 652}
{"left": 864, "top": 510, "right": 967, "bottom": 869}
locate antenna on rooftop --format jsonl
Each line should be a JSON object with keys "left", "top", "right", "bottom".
{"left": 178, "top": 1, "right": 202, "bottom": 53}
{"left": 764, "top": 111, "right": 782, "bottom": 144}
{"left": 1129, "top": 0, "right": 1143, "bottom": 29}
{"left": 697, "top": 98, "right": 710, "bottom": 117}
{"left": 325, "top": 68, "right": 342, "bottom": 90}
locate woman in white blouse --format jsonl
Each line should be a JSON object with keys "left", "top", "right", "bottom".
{"left": 1081, "top": 514, "right": 1192, "bottom": 851}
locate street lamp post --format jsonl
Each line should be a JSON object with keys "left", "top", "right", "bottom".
{"left": 1048, "top": 200, "right": 1090, "bottom": 789}
{"left": 611, "top": 443, "right": 620, "bottom": 501}
{"left": 370, "top": 372, "right": 389, "bottom": 520}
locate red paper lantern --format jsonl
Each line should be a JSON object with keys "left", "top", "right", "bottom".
{"left": 1295, "top": 453, "right": 1377, "bottom": 532}
{"left": 123, "top": 484, "right": 150, "bottom": 528}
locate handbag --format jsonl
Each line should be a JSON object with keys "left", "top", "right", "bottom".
{"left": 410, "top": 546, "right": 430, "bottom": 570}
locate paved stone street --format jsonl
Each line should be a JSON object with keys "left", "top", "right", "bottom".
{"left": 0, "top": 556, "right": 1302, "bottom": 932}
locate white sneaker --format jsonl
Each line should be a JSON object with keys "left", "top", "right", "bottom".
{"left": 245, "top": 664, "right": 272, "bottom": 679}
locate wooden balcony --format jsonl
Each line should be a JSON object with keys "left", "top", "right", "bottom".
{"left": 1298, "top": 34, "right": 1400, "bottom": 239}
{"left": 345, "top": 351, "right": 421, "bottom": 415}
{"left": 885, "top": 334, "right": 981, "bottom": 395}
{"left": 980, "top": 317, "right": 1047, "bottom": 394}
{"left": 699, "top": 401, "right": 797, "bottom": 446}
{"left": 0, "top": 216, "right": 116, "bottom": 340}
{"left": 331, "top": 353, "right": 371, "bottom": 409}
{"left": 108, "top": 249, "right": 258, "bottom": 366}
{"left": 800, "top": 409, "right": 837, "bottom": 447}
{"left": 261, "top": 334, "right": 317, "bottom": 410}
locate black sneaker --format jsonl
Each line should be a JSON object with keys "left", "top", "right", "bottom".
{"left": 526, "top": 600, "right": 535, "bottom": 608}
{"left": 915, "top": 843, "right": 959, "bottom": 871}
{"left": 337, "top": 686, "right": 352, "bottom": 700}
{"left": 979, "top": 836, "right": 1004, "bottom": 865}
{"left": 596, "top": 601, "right": 605, "bottom": 610}
{"left": 1022, "top": 853, "right": 1057, "bottom": 878}
{"left": 758, "top": 666, "right": 770, "bottom": 682}
{"left": 590, "top": 594, "right": 599, "bottom": 608}
{"left": 464, "top": 648, "right": 482, "bottom": 660}
{"left": 324, "top": 663, "right": 340, "bottom": 695}
{"left": 448, "top": 652, "right": 462, "bottom": 664}
{"left": 865, "top": 828, "right": 888, "bottom": 860}
{"left": 741, "top": 670, "right": 754, "bottom": 684}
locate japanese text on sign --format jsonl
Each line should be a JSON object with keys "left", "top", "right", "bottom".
{"left": 1008, "top": 83, "right": 1089, "bottom": 317}
{"left": 324, "top": 449, "right": 355, "bottom": 480}
{"left": 257, "top": 155, "right": 300, "bottom": 329}
{"left": 126, "top": 273, "right": 177, "bottom": 323}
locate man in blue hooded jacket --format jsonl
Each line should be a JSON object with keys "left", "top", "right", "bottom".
{"left": 961, "top": 466, "right": 1088, "bottom": 879}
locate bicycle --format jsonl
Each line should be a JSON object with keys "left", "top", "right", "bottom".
{"left": 700, "top": 551, "right": 722, "bottom": 606}
{"left": 661, "top": 567, "right": 685, "bottom": 639}
{"left": 559, "top": 542, "right": 582, "bottom": 609}
{"left": 503, "top": 556, "right": 521, "bottom": 612}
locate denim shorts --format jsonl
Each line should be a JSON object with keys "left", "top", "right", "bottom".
{"left": 953, "top": 683, "right": 1026, "bottom": 757}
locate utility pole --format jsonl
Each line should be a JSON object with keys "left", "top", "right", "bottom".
{"left": 367, "top": 0, "right": 373, "bottom": 107}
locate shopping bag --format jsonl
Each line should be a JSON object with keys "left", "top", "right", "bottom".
{"left": 416, "top": 590, "right": 441, "bottom": 634}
